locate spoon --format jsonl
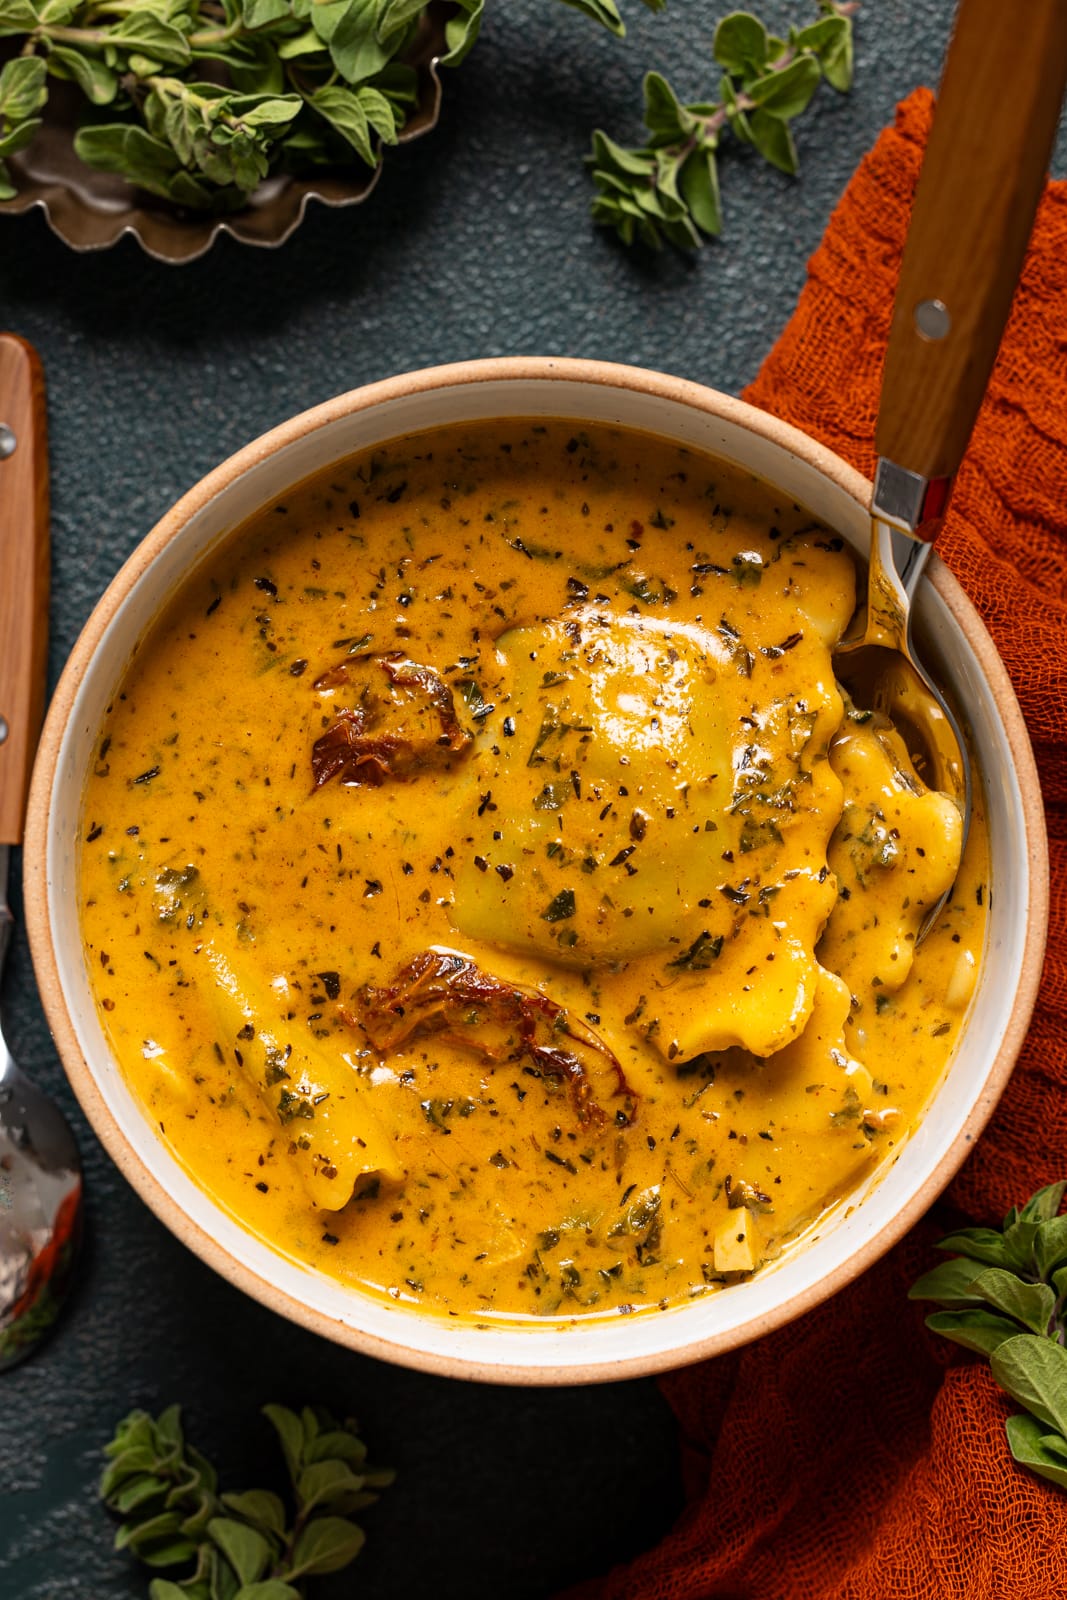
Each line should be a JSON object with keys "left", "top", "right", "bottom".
{"left": 834, "top": 0, "right": 1067, "bottom": 931}
{"left": 0, "top": 333, "right": 83, "bottom": 1371}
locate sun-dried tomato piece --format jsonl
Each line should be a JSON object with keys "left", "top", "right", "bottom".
{"left": 342, "top": 949, "right": 637, "bottom": 1128}
{"left": 310, "top": 654, "right": 472, "bottom": 789}
{"left": 311, "top": 710, "right": 408, "bottom": 788}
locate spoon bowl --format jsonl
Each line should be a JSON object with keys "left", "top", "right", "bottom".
{"left": 0, "top": 937, "right": 83, "bottom": 1371}
{"left": 836, "top": 525, "right": 970, "bottom": 807}
{"left": 0, "top": 334, "right": 83, "bottom": 1370}
{"left": 834, "top": 522, "right": 972, "bottom": 942}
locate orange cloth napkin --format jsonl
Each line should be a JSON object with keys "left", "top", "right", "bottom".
{"left": 568, "top": 88, "right": 1067, "bottom": 1600}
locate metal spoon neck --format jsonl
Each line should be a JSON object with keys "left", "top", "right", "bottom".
{"left": 0, "top": 846, "right": 18, "bottom": 1092}
{"left": 890, "top": 525, "right": 933, "bottom": 604}
{"left": 0, "top": 844, "right": 12, "bottom": 980}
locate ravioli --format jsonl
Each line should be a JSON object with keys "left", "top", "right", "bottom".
{"left": 450, "top": 603, "right": 847, "bottom": 1061}
{"left": 78, "top": 418, "right": 983, "bottom": 1323}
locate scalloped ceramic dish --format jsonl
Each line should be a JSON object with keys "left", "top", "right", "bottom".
{"left": 0, "top": 8, "right": 447, "bottom": 263}
{"left": 24, "top": 358, "right": 1049, "bottom": 1384}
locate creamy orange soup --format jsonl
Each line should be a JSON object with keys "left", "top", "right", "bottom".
{"left": 79, "top": 421, "right": 986, "bottom": 1322}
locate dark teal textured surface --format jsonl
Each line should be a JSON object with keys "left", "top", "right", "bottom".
{"left": 1, "top": 3, "right": 1056, "bottom": 1595}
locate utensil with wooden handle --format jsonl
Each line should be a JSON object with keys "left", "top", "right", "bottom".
{"left": 835, "top": 0, "right": 1067, "bottom": 938}
{"left": 0, "top": 332, "right": 83, "bottom": 1371}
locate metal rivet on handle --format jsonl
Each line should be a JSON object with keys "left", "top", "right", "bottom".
{"left": 914, "top": 298, "right": 952, "bottom": 341}
{"left": 0, "top": 715, "right": 8, "bottom": 745}
{"left": 0, "top": 425, "right": 16, "bottom": 459}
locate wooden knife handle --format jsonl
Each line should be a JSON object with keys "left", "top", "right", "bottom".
{"left": 0, "top": 334, "right": 49, "bottom": 847}
{"left": 875, "top": 0, "right": 1067, "bottom": 484}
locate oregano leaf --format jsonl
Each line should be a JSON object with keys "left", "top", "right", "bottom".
{"left": 297, "top": 1458, "right": 368, "bottom": 1514}
{"left": 933, "top": 1227, "right": 1014, "bottom": 1269}
{"left": 241, "top": 0, "right": 290, "bottom": 25}
{"left": 991, "top": 1335, "right": 1067, "bottom": 1438}
{"left": 0, "top": 53, "right": 47, "bottom": 118}
{"left": 440, "top": 0, "right": 483, "bottom": 67}
{"left": 112, "top": 1474, "right": 171, "bottom": 1516}
{"left": 1004, "top": 1413, "right": 1067, "bottom": 1491}
{"left": 310, "top": 83, "right": 374, "bottom": 161}
{"left": 1001, "top": 1219, "right": 1043, "bottom": 1277}
{"left": 110, "top": 10, "right": 192, "bottom": 64}
{"left": 791, "top": 15, "right": 844, "bottom": 53}
{"left": 286, "top": 1514, "right": 366, "bottom": 1579}
{"left": 207, "top": 1519, "right": 272, "bottom": 1586}
{"left": 590, "top": 127, "right": 657, "bottom": 178}
{"left": 326, "top": 0, "right": 393, "bottom": 82}
{"left": 356, "top": 84, "right": 398, "bottom": 144}
{"left": 1034, "top": 1213, "right": 1067, "bottom": 1279}
{"left": 0, "top": 0, "right": 41, "bottom": 36}
{"left": 908, "top": 1255, "right": 986, "bottom": 1307}
{"left": 74, "top": 122, "right": 183, "bottom": 199}
{"left": 1021, "top": 1181, "right": 1067, "bottom": 1225}
{"left": 746, "top": 55, "right": 820, "bottom": 118}
{"left": 747, "top": 106, "right": 797, "bottom": 174}
{"left": 557, "top": 0, "right": 625, "bottom": 40}
{"left": 643, "top": 71, "right": 695, "bottom": 143}
{"left": 819, "top": 19, "right": 852, "bottom": 92}
{"left": 219, "top": 1489, "right": 286, "bottom": 1537}
{"left": 924, "top": 1308, "right": 1026, "bottom": 1358}
{"left": 376, "top": 0, "right": 425, "bottom": 35}
{"left": 677, "top": 147, "right": 720, "bottom": 236}
{"left": 260, "top": 1405, "right": 303, "bottom": 1480}
{"left": 712, "top": 11, "right": 768, "bottom": 79}
{"left": 45, "top": 45, "right": 119, "bottom": 105}
{"left": 303, "top": 1428, "right": 371, "bottom": 1468}
{"left": 970, "top": 1267, "right": 1057, "bottom": 1336}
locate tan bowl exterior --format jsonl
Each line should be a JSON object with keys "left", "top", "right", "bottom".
{"left": 24, "top": 357, "right": 1050, "bottom": 1385}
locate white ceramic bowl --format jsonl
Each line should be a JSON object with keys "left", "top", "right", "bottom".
{"left": 25, "top": 358, "right": 1049, "bottom": 1385}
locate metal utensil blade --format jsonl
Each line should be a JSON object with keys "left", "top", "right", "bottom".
{"left": 0, "top": 845, "right": 83, "bottom": 1369}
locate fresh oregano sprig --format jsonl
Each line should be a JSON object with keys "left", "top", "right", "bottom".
{"left": 100, "top": 1402, "right": 394, "bottom": 1598}
{"left": 0, "top": 0, "right": 666, "bottom": 206}
{"left": 910, "top": 1180, "right": 1067, "bottom": 1494}
{"left": 0, "top": 0, "right": 481, "bottom": 206}
{"left": 588, "top": 2, "right": 856, "bottom": 250}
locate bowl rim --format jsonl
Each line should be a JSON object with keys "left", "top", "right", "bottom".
{"left": 24, "top": 354, "right": 1051, "bottom": 1385}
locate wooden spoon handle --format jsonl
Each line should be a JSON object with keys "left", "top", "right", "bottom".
{"left": 0, "top": 335, "right": 49, "bottom": 847}
{"left": 875, "top": 0, "right": 1067, "bottom": 490}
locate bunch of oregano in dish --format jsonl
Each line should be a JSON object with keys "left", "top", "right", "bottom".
{"left": 0, "top": 0, "right": 483, "bottom": 206}
{"left": 911, "top": 1180, "right": 1067, "bottom": 1494}
{"left": 588, "top": 1, "right": 856, "bottom": 250}
{"left": 100, "top": 1402, "right": 393, "bottom": 1598}
{"left": 0, "top": 0, "right": 664, "bottom": 207}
